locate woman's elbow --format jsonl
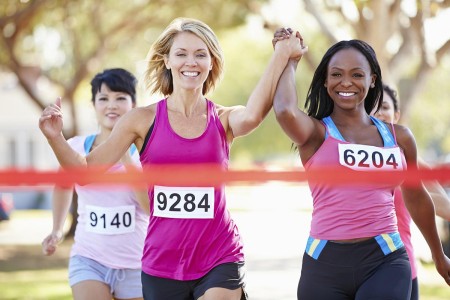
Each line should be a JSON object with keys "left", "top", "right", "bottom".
{"left": 240, "top": 114, "right": 265, "bottom": 133}
{"left": 274, "top": 102, "right": 297, "bottom": 123}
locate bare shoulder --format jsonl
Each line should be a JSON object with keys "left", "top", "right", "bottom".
{"left": 214, "top": 103, "right": 234, "bottom": 115}
{"left": 214, "top": 102, "right": 244, "bottom": 122}
{"left": 121, "top": 103, "right": 154, "bottom": 125}
{"left": 131, "top": 104, "right": 157, "bottom": 119}
{"left": 393, "top": 123, "right": 415, "bottom": 145}
{"left": 393, "top": 123, "right": 418, "bottom": 162}
{"left": 213, "top": 103, "right": 245, "bottom": 141}
{"left": 214, "top": 103, "right": 245, "bottom": 119}
{"left": 120, "top": 103, "right": 158, "bottom": 143}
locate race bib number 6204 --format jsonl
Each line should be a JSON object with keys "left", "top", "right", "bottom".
{"left": 338, "top": 144, "right": 403, "bottom": 171}
{"left": 153, "top": 186, "right": 215, "bottom": 219}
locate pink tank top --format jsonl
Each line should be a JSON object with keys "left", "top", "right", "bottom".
{"left": 69, "top": 135, "right": 148, "bottom": 269}
{"left": 139, "top": 99, "right": 244, "bottom": 280}
{"left": 305, "top": 116, "right": 406, "bottom": 240}
{"left": 394, "top": 188, "right": 417, "bottom": 278}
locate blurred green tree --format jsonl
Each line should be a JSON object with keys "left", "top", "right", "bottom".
{"left": 2, "top": 0, "right": 449, "bottom": 159}
{"left": 263, "top": 0, "right": 450, "bottom": 124}
{"left": 0, "top": 0, "right": 267, "bottom": 137}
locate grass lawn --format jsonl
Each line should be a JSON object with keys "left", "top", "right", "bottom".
{"left": 418, "top": 262, "right": 450, "bottom": 300}
{"left": 0, "top": 269, "right": 72, "bottom": 300}
{"left": 420, "top": 284, "right": 450, "bottom": 300}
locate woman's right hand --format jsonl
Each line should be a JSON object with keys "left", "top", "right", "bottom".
{"left": 273, "top": 28, "right": 308, "bottom": 61}
{"left": 39, "top": 97, "right": 64, "bottom": 140}
{"left": 272, "top": 27, "right": 293, "bottom": 49}
{"left": 41, "top": 230, "right": 63, "bottom": 256}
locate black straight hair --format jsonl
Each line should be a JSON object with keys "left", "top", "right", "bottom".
{"left": 90, "top": 68, "right": 137, "bottom": 103}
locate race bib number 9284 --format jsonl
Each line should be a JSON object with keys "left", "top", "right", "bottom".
{"left": 153, "top": 186, "right": 215, "bottom": 219}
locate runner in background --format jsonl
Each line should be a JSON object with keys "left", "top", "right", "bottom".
{"left": 41, "top": 68, "right": 149, "bottom": 300}
{"left": 372, "top": 83, "right": 450, "bottom": 300}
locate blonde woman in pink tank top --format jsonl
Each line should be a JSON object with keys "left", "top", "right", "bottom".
{"left": 39, "top": 18, "right": 305, "bottom": 300}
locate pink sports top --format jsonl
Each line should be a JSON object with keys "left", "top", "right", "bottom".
{"left": 394, "top": 188, "right": 417, "bottom": 278}
{"left": 69, "top": 135, "right": 148, "bottom": 269}
{"left": 305, "top": 116, "right": 406, "bottom": 240}
{"left": 139, "top": 98, "right": 244, "bottom": 280}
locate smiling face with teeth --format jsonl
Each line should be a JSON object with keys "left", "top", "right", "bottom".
{"left": 325, "top": 47, "right": 376, "bottom": 113}
{"left": 164, "top": 32, "right": 213, "bottom": 94}
{"left": 94, "top": 83, "right": 134, "bottom": 131}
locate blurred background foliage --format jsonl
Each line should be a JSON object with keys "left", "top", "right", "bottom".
{"left": 1, "top": 0, "right": 450, "bottom": 165}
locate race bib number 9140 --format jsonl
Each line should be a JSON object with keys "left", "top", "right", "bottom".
{"left": 338, "top": 144, "right": 403, "bottom": 171}
{"left": 85, "top": 205, "right": 135, "bottom": 235}
{"left": 153, "top": 186, "right": 215, "bottom": 219}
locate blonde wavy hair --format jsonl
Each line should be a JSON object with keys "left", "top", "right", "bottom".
{"left": 144, "top": 18, "right": 224, "bottom": 96}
